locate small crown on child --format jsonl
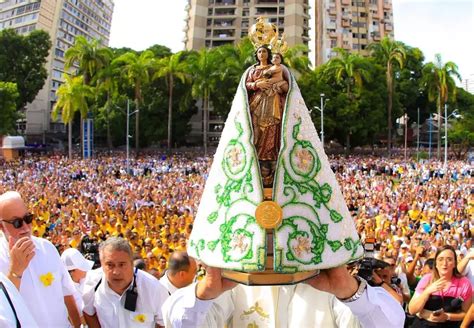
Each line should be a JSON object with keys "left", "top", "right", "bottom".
{"left": 248, "top": 16, "right": 288, "bottom": 55}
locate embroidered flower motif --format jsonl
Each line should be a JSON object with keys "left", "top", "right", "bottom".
{"left": 39, "top": 272, "right": 54, "bottom": 287}
{"left": 230, "top": 232, "right": 249, "bottom": 254}
{"left": 294, "top": 148, "right": 313, "bottom": 172}
{"left": 227, "top": 146, "right": 243, "bottom": 168}
{"left": 292, "top": 236, "right": 312, "bottom": 257}
{"left": 134, "top": 314, "right": 146, "bottom": 323}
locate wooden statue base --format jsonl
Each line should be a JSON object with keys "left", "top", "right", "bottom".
{"left": 222, "top": 269, "right": 319, "bottom": 286}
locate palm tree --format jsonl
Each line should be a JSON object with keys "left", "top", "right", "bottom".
{"left": 368, "top": 37, "right": 406, "bottom": 156}
{"left": 281, "top": 44, "right": 311, "bottom": 76}
{"left": 421, "top": 54, "right": 461, "bottom": 159}
{"left": 323, "top": 48, "right": 371, "bottom": 98}
{"left": 323, "top": 48, "right": 371, "bottom": 150}
{"left": 188, "top": 48, "right": 220, "bottom": 155}
{"left": 94, "top": 65, "right": 117, "bottom": 149}
{"left": 64, "top": 36, "right": 112, "bottom": 155}
{"left": 52, "top": 75, "right": 93, "bottom": 159}
{"left": 153, "top": 52, "right": 188, "bottom": 152}
{"left": 113, "top": 50, "right": 155, "bottom": 153}
{"left": 217, "top": 38, "right": 255, "bottom": 82}
{"left": 64, "top": 36, "right": 113, "bottom": 85}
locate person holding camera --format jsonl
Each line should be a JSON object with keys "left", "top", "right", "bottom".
{"left": 408, "top": 245, "right": 472, "bottom": 327}
{"left": 82, "top": 237, "right": 169, "bottom": 327}
{"left": 370, "top": 257, "right": 404, "bottom": 305}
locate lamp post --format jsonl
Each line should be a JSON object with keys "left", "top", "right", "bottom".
{"left": 416, "top": 107, "right": 420, "bottom": 162}
{"left": 444, "top": 103, "right": 448, "bottom": 169}
{"left": 428, "top": 113, "right": 432, "bottom": 160}
{"left": 126, "top": 99, "right": 139, "bottom": 174}
{"left": 313, "top": 94, "right": 328, "bottom": 148}
{"left": 442, "top": 105, "right": 459, "bottom": 169}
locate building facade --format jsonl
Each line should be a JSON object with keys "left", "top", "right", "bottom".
{"left": 184, "top": 0, "right": 311, "bottom": 51}
{"left": 0, "top": 0, "right": 114, "bottom": 138}
{"left": 314, "top": 0, "right": 394, "bottom": 66}
{"left": 462, "top": 74, "right": 474, "bottom": 95}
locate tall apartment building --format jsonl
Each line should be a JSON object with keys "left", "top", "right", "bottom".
{"left": 183, "top": 0, "right": 311, "bottom": 51}
{"left": 0, "top": 0, "right": 114, "bottom": 138}
{"left": 462, "top": 74, "right": 474, "bottom": 94}
{"left": 314, "top": 0, "right": 394, "bottom": 66}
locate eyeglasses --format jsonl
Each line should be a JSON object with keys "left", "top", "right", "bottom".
{"left": 0, "top": 213, "right": 34, "bottom": 229}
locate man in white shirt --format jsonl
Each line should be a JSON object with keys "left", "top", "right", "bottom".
{"left": 163, "top": 265, "right": 405, "bottom": 327}
{"left": 82, "top": 237, "right": 169, "bottom": 327}
{"left": 0, "top": 272, "right": 38, "bottom": 327}
{"left": 0, "top": 191, "right": 81, "bottom": 327}
{"left": 160, "top": 251, "right": 197, "bottom": 295}
{"left": 61, "top": 247, "right": 95, "bottom": 313}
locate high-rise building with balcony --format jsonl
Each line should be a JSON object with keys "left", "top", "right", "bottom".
{"left": 462, "top": 74, "right": 474, "bottom": 94}
{"left": 0, "top": 0, "right": 114, "bottom": 138}
{"left": 184, "top": 0, "right": 311, "bottom": 51}
{"left": 314, "top": 0, "right": 394, "bottom": 66}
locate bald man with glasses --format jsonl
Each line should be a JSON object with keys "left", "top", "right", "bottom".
{"left": 0, "top": 191, "right": 81, "bottom": 327}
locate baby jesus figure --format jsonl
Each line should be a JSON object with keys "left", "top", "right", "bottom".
{"left": 262, "top": 53, "right": 289, "bottom": 95}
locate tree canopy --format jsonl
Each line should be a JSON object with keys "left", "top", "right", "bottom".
{"left": 0, "top": 29, "right": 51, "bottom": 110}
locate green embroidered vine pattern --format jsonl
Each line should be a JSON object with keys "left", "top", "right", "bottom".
{"left": 192, "top": 114, "right": 261, "bottom": 267}
{"left": 276, "top": 117, "right": 360, "bottom": 267}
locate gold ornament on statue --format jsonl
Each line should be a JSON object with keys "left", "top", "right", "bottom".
{"left": 248, "top": 16, "right": 288, "bottom": 55}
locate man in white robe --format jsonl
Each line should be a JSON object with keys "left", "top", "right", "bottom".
{"left": 0, "top": 272, "right": 38, "bottom": 327}
{"left": 163, "top": 266, "right": 405, "bottom": 327}
{"left": 0, "top": 191, "right": 81, "bottom": 327}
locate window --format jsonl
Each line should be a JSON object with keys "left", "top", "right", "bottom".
{"left": 55, "top": 48, "right": 65, "bottom": 58}
{"left": 52, "top": 69, "right": 63, "bottom": 79}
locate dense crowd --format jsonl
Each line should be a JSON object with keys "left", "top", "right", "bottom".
{"left": 0, "top": 153, "right": 209, "bottom": 278}
{"left": 1, "top": 152, "right": 474, "bottom": 326}
{"left": 0, "top": 154, "right": 473, "bottom": 271}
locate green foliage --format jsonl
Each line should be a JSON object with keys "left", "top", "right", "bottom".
{"left": 368, "top": 37, "right": 407, "bottom": 153}
{"left": 421, "top": 53, "right": 462, "bottom": 158}
{"left": 0, "top": 82, "right": 19, "bottom": 134}
{"left": 52, "top": 75, "right": 94, "bottom": 123}
{"left": 448, "top": 88, "right": 474, "bottom": 158}
{"left": 0, "top": 29, "right": 51, "bottom": 110}
{"left": 56, "top": 35, "right": 471, "bottom": 151}
{"left": 65, "top": 36, "right": 112, "bottom": 85}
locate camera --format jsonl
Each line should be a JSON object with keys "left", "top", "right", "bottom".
{"left": 390, "top": 276, "right": 401, "bottom": 286}
{"left": 356, "top": 257, "right": 389, "bottom": 286}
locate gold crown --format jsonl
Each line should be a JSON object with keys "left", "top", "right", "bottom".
{"left": 248, "top": 16, "right": 288, "bottom": 55}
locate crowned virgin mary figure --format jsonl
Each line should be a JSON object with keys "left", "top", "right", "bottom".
{"left": 187, "top": 17, "right": 364, "bottom": 285}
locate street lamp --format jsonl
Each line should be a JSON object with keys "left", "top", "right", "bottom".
{"left": 126, "top": 99, "right": 138, "bottom": 174}
{"left": 313, "top": 93, "right": 329, "bottom": 148}
{"left": 442, "top": 105, "right": 460, "bottom": 169}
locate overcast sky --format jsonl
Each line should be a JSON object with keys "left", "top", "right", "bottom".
{"left": 109, "top": 0, "right": 474, "bottom": 80}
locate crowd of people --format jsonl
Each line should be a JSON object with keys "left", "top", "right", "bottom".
{"left": 0, "top": 151, "right": 473, "bottom": 326}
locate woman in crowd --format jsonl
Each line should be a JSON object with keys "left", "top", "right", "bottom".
{"left": 409, "top": 245, "right": 472, "bottom": 327}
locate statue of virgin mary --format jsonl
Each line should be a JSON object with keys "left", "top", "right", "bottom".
{"left": 187, "top": 17, "right": 363, "bottom": 285}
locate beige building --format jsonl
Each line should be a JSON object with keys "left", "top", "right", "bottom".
{"left": 314, "top": 0, "right": 394, "bottom": 66}
{"left": 462, "top": 74, "right": 474, "bottom": 94}
{"left": 0, "top": 0, "right": 114, "bottom": 138}
{"left": 184, "top": 0, "right": 311, "bottom": 51}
